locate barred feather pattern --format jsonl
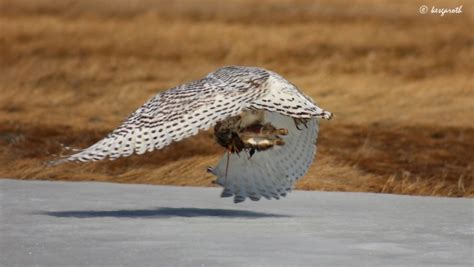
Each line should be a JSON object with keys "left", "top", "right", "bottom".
{"left": 250, "top": 72, "right": 332, "bottom": 120}
{"left": 211, "top": 111, "right": 318, "bottom": 203}
{"left": 51, "top": 66, "right": 331, "bottom": 203}
{"left": 52, "top": 66, "right": 270, "bottom": 164}
{"left": 53, "top": 66, "right": 331, "bottom": 164}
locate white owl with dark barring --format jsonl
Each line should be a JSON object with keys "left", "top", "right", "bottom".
{"left": 53, "top": 66, "right": 333, "bottom": 203}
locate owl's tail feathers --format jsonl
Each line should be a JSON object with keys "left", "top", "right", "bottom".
{"left": 208, "top": 150, "right": 292, "bottom": 204}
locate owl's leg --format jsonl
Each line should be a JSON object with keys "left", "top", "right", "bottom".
{"left": 224, "top": 150, "right": 231, "bottom": 187}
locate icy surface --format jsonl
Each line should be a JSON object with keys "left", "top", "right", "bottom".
{"left": 0, "top": 179, "right": 472, "bottom": 266}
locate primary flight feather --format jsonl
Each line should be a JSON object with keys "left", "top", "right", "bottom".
{"left": 53, "top": 66, "right": 332, "bottom": 203}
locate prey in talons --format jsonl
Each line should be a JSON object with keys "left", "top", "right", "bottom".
{"left": 239, "top": 123, "right": 287, "bottom": 157}
{"left": 210, "top": 110, "right": 289, "bottom": 185}
{"left": 208, "top": 118, "right": 288, "bottom": 182}
{"left": 214, "top": 113, "right": 288, "bottom": 156}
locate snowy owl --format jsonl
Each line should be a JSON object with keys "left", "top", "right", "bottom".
{"left": 53, "top": 66, "right": 332, "bottom": 203}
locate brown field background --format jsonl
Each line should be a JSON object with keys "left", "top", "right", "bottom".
{"left": 0, "top": 0, "right": 473, "bottom": 197}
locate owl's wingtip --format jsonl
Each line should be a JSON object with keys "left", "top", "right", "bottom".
{"left": 323, "top": 110, "right": 333, "bottom": 120}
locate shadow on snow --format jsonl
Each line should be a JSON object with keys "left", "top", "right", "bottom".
{"left": 38, "top": 207, "right": 289, "bottom": 219}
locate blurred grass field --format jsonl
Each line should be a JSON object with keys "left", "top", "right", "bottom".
{"left": 0, "top": 0, "right": 473, "bottom": 197}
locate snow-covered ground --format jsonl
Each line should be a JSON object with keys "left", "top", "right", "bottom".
{"left": 0, "top": 179, "right": 472, "bottom": 266}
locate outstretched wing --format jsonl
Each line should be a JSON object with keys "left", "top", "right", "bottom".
{"left": 209, "top": 111, "right": 318, "bottom": 203}
{"left": 249, "top": 72, "right": 333, "bottom": 120}
{"left": 52, "top": 67, "right": 270, "bottom": 164}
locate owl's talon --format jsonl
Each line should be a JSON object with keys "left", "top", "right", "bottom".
{"left": 293, "top": 118, "right": 309, "bottom": 130}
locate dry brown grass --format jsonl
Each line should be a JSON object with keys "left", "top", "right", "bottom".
{"left": 1, "top": 0, "right": 473, "bottom": 197}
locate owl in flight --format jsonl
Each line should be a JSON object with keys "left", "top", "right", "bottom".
{"left": 53, "top": 66, "right": 332, "bottom": 203}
